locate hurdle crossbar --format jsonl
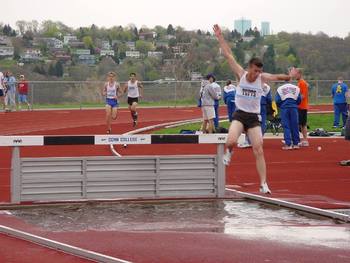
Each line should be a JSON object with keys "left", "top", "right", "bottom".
{"left": 0, "top": 134, "right": 228, "bottom": 147}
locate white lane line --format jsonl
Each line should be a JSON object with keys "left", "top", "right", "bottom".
{"left": 0, "top": 225, "right": 132, "bottom": 263}
{"left": 225, "top": 188, "right": 350, "bottom": 222}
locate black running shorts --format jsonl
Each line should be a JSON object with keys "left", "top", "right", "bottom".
{"left": 233, "top": 110, "right": 261, "bottom": 131}
{"left": 298, "top": 109, "right": 308, "bottom": 126}
{"left": 127, "top": 97, "right": 139, "bottom": 106}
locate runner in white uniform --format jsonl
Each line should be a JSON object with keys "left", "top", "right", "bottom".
{"left": 0, "top": 71, "right": 5, "bottom": 111}
{"left": 123, "top": 72, "right": 143, "bottom": 127}
{"left": 101, "top": 71, "right": 121, "bottom": 133}
{"left": 214, "top": 24, "right": 298, "bottom": 194}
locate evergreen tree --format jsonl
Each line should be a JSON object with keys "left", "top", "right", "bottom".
{"left": 55, "top": 61, "right": 64, "bottom": 77}
{"left": 167, "top": 24, "right": 175, "bottom": 35}
{"left": 48, "top": 63, "right": 56, "bottom": 76}
{"left": 263, "top": 44, "right": 276, "bottom": 73}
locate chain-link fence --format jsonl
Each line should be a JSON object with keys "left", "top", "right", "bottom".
{"left": 16, "top": 80, "right": 347, "bottom": 109}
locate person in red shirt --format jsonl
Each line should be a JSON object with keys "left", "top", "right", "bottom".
{"left": 296, "top": 69, "right": 309, "bottom": 146}
{"left": 17, "top": 75, "right": 31, "bottom": 110}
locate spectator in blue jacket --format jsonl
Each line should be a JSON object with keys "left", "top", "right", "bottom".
{"left": 4, "top": 71, "right": 17, "bottom": 112}
{"left": 260, "top": 83, "right": 272, "bottom": 134}
{"left": 275, "top": 82, "right": 301, "bottom": 150}
{"left": 223, "top": 80, "right": 236, "bottom": 122}
{"left": 331, "top": 77, "right": 348, "bottom": 128}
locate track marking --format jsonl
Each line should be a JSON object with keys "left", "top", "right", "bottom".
{"left": 0, "top": 224, "right": 132, "bottom": 263}
{"left": 225, "top": 188, "right": 350, "bottom": 222}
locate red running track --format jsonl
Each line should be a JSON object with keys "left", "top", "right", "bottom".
{"left": 0, "top": 105, "right": 348, "bottom": 208}
{"left": 0, "top": 105, "right": 349, "bottom": 263}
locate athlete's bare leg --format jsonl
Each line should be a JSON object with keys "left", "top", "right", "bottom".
{"left": 201, "top": 120, "right": 208, "bottom": 133}
{"left": 129, "top": 102, "right": 138, "bottom": 126}
{"left": 207, "top": 119, "right": 215, "bottom": 133}
{"left": 105, "top": 105, "right": 112, "bottom": 132}
{"left": 226, "top": 120, "right": 244, "bottom": 151}
{"left": 300, "top": 125, "right": 308, "bottom": 141}
{"left": 111, "top": 107, "right": 118, "bottom": 120}
{"left": 247, "top": 126, "right": 266, "bottom": 185}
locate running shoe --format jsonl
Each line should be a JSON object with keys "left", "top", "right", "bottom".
{"left": 260, "top": 182, "right": 272, "bottom": 194}
{"left": 106, "top": 129, "right": 111, "bottom": 134}
{"left": 223, "top": 149, "right": 233, "bottom": 166}
{"left": 282, "top": 145, "right": 293, "bottom": 150}
{"left": 292, "top": 145, "right": 300, "bottom": 150}
{"left": 133, "top": 120, "right": 137, "bottom": 127}
{"left": 298, "top": 140, "right": 309, "bottom": 147}
{"left": 237, "top": 141, "right": 252, "bottom": 148}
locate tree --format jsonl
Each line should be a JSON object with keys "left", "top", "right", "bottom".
{"left": 263, "top": 44, "right": 276, "bottom": 73}
{"left": 55, "top": 61, "right": 64, "bottom": 77}
{"left": 233, "top": 46, "right": 245, "bottom": 65}
{"left": 3, "top": 24, "right": 15, "bottom": 36}
{"left": 16, "top": 20, "right": 26, "bottom": 35}
{"left": 33, "top": 64, "right": 46, "bottom": 75}
{"left": 135, "top": 40, "right": 154, "bottom": 54}
{"left": 48, "top": 63, "right": 56, "bottom": 76}
{"left": 41, "top": 20, "right": 61, "bottom": 37}
{"left": 82, "top": 36, "right": 94, "bottom": 49}
{"left": 167, "top": 24, "right": 175, "bottom": 35}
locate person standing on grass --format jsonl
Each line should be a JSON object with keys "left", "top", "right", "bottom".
{"left": 200, "top": 73, "right": 220, "bottom": 134}
{"left": 17, "top": 75, "right": 31, "bottom": 111}
{"left": 331, "top": 77, "right": 348, "bottom": 128}
{"left": 122, "top": 72, "right": 144, "bottom": 127}
{"left": 223, "top": 79, "right": 236, "bottom": 122}
{"left": 261, "top": 83, "right": 272, "bottom": 134}
{"left": 212, "top": 77, "right": 222, "bottom": 131}
{"left": 102, "top": 71, "right": 121, "bottom": 134}
{"left": 296, "top": 68, "right": 310, "bottom": 146}
{"left": 213, "top": 24, "right": 296, "bottom": 194}
{"left": 275, "top": 81, "right": 301, "bottom": 150}
{"left": 4, "top": 71, "right": 17, "bottom": 112}
{"left": 0, "top": 71, "right": 5, "bottom": 111}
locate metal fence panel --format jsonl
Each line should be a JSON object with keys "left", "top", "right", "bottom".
{"left": 20, "top": 79, "right": 344, "bottom": 109}
{"left": 17, "top": 155, "right": 220, "bottom": 202}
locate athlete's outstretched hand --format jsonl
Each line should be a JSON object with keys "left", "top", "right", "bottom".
{"left": 213, "top": 24, "right": 222, "bottom": 38}
{"left": 289, "top": 67, "right": 298, "bottom": 79}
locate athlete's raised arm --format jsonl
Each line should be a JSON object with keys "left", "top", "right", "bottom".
{"left": 262, "top": 67, "right": 297, "bottom": 82}
{"left": 213, "top": 24, "right": 245, "bottom": 79}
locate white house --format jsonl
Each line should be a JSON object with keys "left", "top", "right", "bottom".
{"left": 101, "top": 41, "right": 111, "bottom": 50}
{"left": 64, "top": 35, "right": 78, "bottom": 44}
{"left": 0, "top": 46, "right": 14, "bottom": 58}
{"left": 72, "top": 49, "right": 91, "bottom": 55}
{"left": 148, "top": 51, "right": 163, "bottom": 58}
{"left": 126, "top": 42, "right": 136, "bottom": 51}
{"left": 242, "top": 36, "right": 255, "bottom": 42}
{"left": 77, "top": 54, "right": 95, "bottom": 65}
{"left": 190, "top": 72, "right": 203, "bottom": 81}
{"left": 126, "top": 51, "right": 140, "bottom": 58}
{"left": 100, "top": 50, "right": 115, "bottom": 57}
{"left": 21, "top": 49, "right": 42, "bottom": 62}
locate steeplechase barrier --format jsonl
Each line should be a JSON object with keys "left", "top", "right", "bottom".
{"left": 0, "top": 134, "right": 227, "bottom": 204}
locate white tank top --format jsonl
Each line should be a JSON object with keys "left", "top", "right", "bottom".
{"left": 106, "top": 81, "right": 118, "bottom": 99}
{"left": 127, "top": 80, "right": 139, "bottom": 98}
{"left": 235, "top": 72, "right": 264, "bottom": 114}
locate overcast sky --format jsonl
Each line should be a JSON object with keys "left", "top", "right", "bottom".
{"left": 2, "top": 0, "right": 349, "bottom": 37}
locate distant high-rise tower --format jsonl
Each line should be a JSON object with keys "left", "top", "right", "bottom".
{"left": 234, "top": 18, "right": 252, "bottom": 35}
{"left": 261, "top": 22, "right": 270, "bottom": 36}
